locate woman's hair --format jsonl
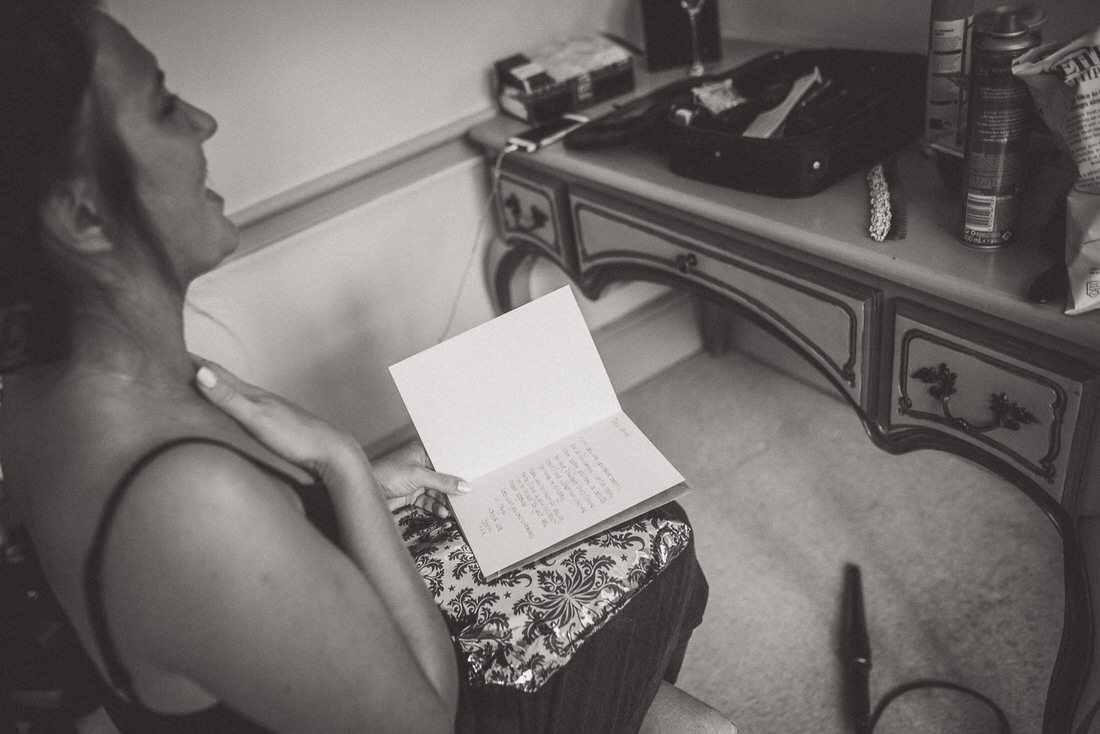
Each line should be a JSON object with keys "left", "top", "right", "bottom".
{"left": 0, "top": 1, "right": 98, "bottom": 372}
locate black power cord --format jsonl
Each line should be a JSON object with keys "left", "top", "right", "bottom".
{"left": 868, "top": 679, "right": 1010, "bottom": 733}
{"left": 842, "top": 563, "right": 1011, "bottom": 734}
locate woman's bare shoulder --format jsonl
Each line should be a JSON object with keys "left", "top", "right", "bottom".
{"left": 97, "top": 435, "right": 310, "bottom": 585}
{"left": 100, "top": 437, "right": 308, "bottom": 565}
{"left": 91, "top": 439, "right": 328, "bottom": 658}
{"left": 90, "top": 438, "right": 429, "bottom": 729}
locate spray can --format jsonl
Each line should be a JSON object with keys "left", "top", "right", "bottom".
{"left": 959, "top": 4, "right": 1045, "bottom": 247}
{"left": 924, "top": 0, "right": 974, "bottom": 160}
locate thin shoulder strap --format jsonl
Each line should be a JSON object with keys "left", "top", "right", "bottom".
{"left": 83, "top": 436, "right": 303, "bottom": 704}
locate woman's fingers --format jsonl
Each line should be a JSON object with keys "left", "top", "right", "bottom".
{"left": 195, "top": 363, "right": 271, "bottom": 427}
{"left": 192, "top": 361, "right": 351, "bottom": 473}
{"left": 194, "top": 359, "right": 267, "bottom": 400}
{"left": 413, "top": 491, "right": 450, "bottom": 519}
{"left": 405, "top": 465, "right": 470, "bottom": 497}
{"left": 379, "top": 464, "right": 470, "bottom": 500}
{"left": 386, "top": 489, "right": 451, "bottom": 518}
{"left": 372, "top": 443, "right": 471, "bottom": 501}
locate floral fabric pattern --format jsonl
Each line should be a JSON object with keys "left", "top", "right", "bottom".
{"left": 395, "top": 505, "right": 692, "bottom": 692}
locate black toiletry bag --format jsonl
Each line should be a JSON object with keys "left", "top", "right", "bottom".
{"left": 565, "top": 48, "right": 926, "bottom": 198}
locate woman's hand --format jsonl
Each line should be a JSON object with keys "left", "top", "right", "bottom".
{"left": 192, "top": 359, "right": 469, "bottom": 517}
{"left": 374, "top": 441, "right": 469, "bottom": 518}
{"left": 192, "top": 359, "right": 361, "bottom": 479}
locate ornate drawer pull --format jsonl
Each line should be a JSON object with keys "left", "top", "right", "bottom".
{"left": 675, "top": 252, "right": 698, "bottom": 274}
{"left": 908, "top": 362, "right": 1040, "bottom": 432}
{"left": 502, "top": 193, "right": 549, "bottom": 235}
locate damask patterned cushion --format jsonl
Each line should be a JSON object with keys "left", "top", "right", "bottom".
{"left": 394, "top": 504, "right": 692, "bottom": 692}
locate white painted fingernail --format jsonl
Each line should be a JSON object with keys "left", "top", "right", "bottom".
{"left": 196, "top": 366, "right": 218, "bottom": 389}
{"left": 457, "top": 480, "right": 472, "bottom": 493}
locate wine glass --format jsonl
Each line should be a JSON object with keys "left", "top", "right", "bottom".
{"left": 680, "top": 0, "right": 708, "bottom": 77}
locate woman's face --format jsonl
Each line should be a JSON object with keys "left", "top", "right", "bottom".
{"left": 88, "top": 13, "right": 237, "bottom": 284}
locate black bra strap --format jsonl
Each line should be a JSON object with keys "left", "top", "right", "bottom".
{"left": 83, "top": 436, "right": 306, "bottom": 705}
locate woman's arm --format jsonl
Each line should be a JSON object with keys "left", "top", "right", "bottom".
{"left": 191, "top": 363, "right": 459, "bottom": 711}
{"left": 95, "top": 363, "right": 459, "bottom": 732}
{"left": 305, "top": 437, "right": 460, "bottom": 707}
{"left": 103, "top": 445, "right": 456, "bottom": 733}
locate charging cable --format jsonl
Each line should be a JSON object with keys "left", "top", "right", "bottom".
{"left": 435, "top": 142, "right": 519, "bottom": 343}
{"left": 851, "top": 478, "right": 1093, "bottom": 734}
{"left": 867, "top": 679, "right": 1009, "bottom": 733}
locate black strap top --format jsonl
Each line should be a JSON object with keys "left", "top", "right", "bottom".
{"left": 83, "top": 437, "right": 339, "bottom": 734}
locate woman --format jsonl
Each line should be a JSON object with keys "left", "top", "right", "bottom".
{"left": 0, "top": 3, "right": 729, "bottom": 732}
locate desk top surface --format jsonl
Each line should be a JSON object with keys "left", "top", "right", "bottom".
{"left": 469, "top": 40, "right": 1100, "bottom": 359}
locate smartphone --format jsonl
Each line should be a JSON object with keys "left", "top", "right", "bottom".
{"left": 507, "top": 113, "right": 589, "bottom": 153}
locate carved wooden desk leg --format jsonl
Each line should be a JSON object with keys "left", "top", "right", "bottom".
{"left": 693, "top": 296, "right": 734, "bottom": 356}
{"left": 485, "top": 236, "right": 536, "bottom": 314}
{"left": 1071, "top": 517, "right": 1100, "bottom": 733}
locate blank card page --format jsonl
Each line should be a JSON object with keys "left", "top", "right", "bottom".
{"left": 388, "top": 286, "right": 623, "bottom": 482}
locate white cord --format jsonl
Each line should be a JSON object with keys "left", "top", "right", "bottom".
{"left": 435, "top": 143, "right": 520, "bottom": 343}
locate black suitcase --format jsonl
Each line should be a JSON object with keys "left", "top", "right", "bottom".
{"left": 566, "top": 48, "right": 926, "bottom": 198}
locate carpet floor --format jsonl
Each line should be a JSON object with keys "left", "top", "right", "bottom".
{"left": 619, "top": 348, "right": 1065, "bottom": 734}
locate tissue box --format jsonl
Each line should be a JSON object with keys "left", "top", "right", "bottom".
{"left": 495, "top": 36, "right": 635, "bottom": 124}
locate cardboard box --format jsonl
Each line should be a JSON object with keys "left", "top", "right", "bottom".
{"left": 495, "top": 36, "right": 635, "bottom": 124}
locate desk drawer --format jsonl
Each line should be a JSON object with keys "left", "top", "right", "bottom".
{"left": 890, "top": 301, "right": 1096, "bottom": 506}
{"left": 571, "top": 190, "right": 878, "bottom": 408}
{"left": 496, "top": 167, "right": 574, "bottom": 275}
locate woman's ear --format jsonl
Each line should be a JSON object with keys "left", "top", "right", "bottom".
{"left": 38, "top": 177, "right": 111, "bottom": 254}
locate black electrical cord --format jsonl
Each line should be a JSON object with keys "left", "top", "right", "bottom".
{"left": 842, "top": 565, "right": 1011, "bottom": 733}
{"left": 847, "top": 466, "right": 1097, "bottom": 734}
{"left": 867, "top": 679, "right": 1011, "bottom": 733}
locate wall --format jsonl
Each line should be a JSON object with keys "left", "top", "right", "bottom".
{"left": 108, "top": 0, "right": 632, "bottom": 214}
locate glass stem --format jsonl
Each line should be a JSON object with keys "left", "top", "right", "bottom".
{"left": 687, "top": 11, "right": 704, "bottom": 76}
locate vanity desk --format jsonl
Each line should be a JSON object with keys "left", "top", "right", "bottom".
{"left": 468, "top": 42, "right": 1100, "bottom": 734}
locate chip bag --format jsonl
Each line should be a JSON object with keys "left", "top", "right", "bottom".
{"left": 1014, "top": 27, "right": 1100, "bottom": 315}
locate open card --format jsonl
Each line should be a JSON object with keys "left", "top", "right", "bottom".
{"left": 389, "top": 286, "right": 687, "bottom": 580}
